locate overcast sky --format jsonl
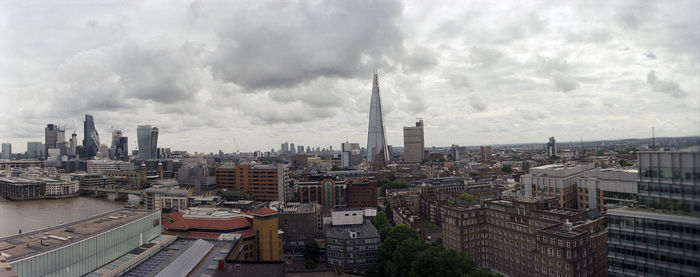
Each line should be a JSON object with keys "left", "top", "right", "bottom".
{"left": 1, "top": 0, "right": 698, "bottom": 153}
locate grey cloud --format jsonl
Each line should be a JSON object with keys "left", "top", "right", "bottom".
{"left": 552, "top": 73, "right": 580, "bottom": 92}
{"left": 646, "top": 71, "right": 687, "bottom": 98}
{"left": 208, "top": 0, "right": 405, "bottom": 90}
{"left": 404, "top": 47, "right": 438, "bottom": 72}
{"left": 470, "top": 47, "right": 502, "bottom": 67}
{"left": 645, "top": 53, "right": 656, "bottom": 59}
{"left": 469, "top": 94, "right": 487, "bottom": 111}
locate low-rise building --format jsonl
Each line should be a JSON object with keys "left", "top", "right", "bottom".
{"left": 520, "top": 163, "right": 595, "bottom": 209}
{"left": 143, "top": 187, "right": 192, "bottom": 211}
{"left": 577, "top": 167, "right": 637, "bottom": 213}
{"left": 278, "top": 202, "right": 323, "bottom": 254}
{"left": 325, "top": 209, "right": 380, "bottom": 273}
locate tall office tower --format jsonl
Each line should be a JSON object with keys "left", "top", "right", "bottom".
{"left": 137, "top": 125, "right": 158, "bottom": 159}
{"left": 26, "top": 142, "right": 43, "bottom": 159}
{"left": 69, "top": 133, "right": 77, "bottom": 156}
{"left": 1, "top": 143, "right": 11, "bottom": 159}
{"left": 607, "top": 150, "right": 700, "bottom": 277}
{"left": 366, "top": 70, "right": 389, "bottom": 167}
{"left": 117, "top": 137, "right": 129, "bottom": 159}
{"left": 547, "top": 136, "right": 557, "bottom": 156}
{"left": 306, "top": 146, "right": 311, "bottom": 153}
{"left": 56, "top": 128, "right": 67, "bottom": 155}
{"left": 44, "top": 124, "right": 58, "bottom": 158}
{"left": 290, "top": 143, "right": 295, "bottom": 154}
{"left": 450, "top": 144, "right": 460, "bottom": 160}
{"left": 403, "top": 119, "right": 424, "bottom": 163}
{"left": 341, "top": 142, "right": 362, "bottom": 168}
{"left": 83, "top": 114, "right": 100, "bottom": 158}
{"left": 297, "top": 145, "right": 304, "bottom": 153}
{"left": 281, "top": 143, "right": 287, "bottom": 153}
{"left": 480, "top": 145, "right": 492, "bottom": 162}
{"left": 110, "top": 129, "right": 123, "bottom": 158}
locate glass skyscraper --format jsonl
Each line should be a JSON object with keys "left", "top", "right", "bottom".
{"left": 137, "top": 125, "right": 158, "bottom": 159}
{"left": 366, "top": 71, "right": 389, "bottom": 167}
{"left": 83, "top": 114, "right": 100, "bottom": 158}
{"left": 607, "top": 149, "right": 700, "bottom": 276}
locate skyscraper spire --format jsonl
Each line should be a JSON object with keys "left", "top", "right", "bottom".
{"left": 367, "top": 70, "right": 389, "bottom": 167}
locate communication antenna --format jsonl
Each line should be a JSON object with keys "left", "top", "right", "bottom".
{"left": 651, "top": 126, "right": 656, "bottom": 150}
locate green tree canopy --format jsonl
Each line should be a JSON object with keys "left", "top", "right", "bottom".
{"left": 303, "top": 240, "right": 321, "bottom": 262}
{"left": 461, "top": 192, "right": 475, "bottom": 202}
{"left": 410, "top": 246, "right": 476, "bottom": 277}
{"left": 387, "top": 239, "right": 429, "bottom": 277}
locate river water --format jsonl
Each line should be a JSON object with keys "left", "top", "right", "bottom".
{"left": 0, "top": 195, "right": 140, "bottom": 237}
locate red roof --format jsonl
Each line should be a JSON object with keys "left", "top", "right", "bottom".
{"left": 253, "top": 207, "right": 277, "bottom": 216}
{"left": 238, "top": 230, "right": 257, "bottom": 238}
{"left": 163, "top": 212, "right": 252, "bottom": 231}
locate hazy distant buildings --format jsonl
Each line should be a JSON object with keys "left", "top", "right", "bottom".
{"left": 1, "top": 143, "right": 11, "bottom": 159}
{"left": 341, "top": 142, "right": 361, "bottom": 168}
{"left": 69, "top": 132, "right": 77, "bottom": 156}
{"left": 480, "top": 145, "right": 492, "bottom": 162}
{"left": 366, "top": 71, "right": 389, "bottom": 167}
{"left": 44, "top": 124, "right": 59, "bottom": 158}
{"left": 26, "top": 142, "right": 43, "bottom": 159}
{"left": 82, "top": 114, "right": 100, "bottom": 158}
{"left": 547, "top": 136, "right": 557, "bottom": 156}
{"left": 137, "top": 125, "right": 159, "bottom": 159}
{"left": 403, "top": 119, "right": 425, "bottom": 163}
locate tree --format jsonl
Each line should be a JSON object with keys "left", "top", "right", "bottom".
{"left": 331, "top": 165, "right": 341, "bottom": 171}
{"left": 410, "top": 246, "right": 476, "bottom": 277}
{"left": 304, "top": 259, "right": 316, "bottom": 269}
{"left": 619, "top": 159, "right": 632, "bottom": 167}
{"left": 501, "top": 165, "right": 512, "bottom": 173}
{"left": 461, "top": 192, "right": 475, "bottom": 202}
{"left": 303, "top": 240, "right": 321, "bottom": 262}
{"left": 378, "top": 225, "right": 420, "bottom": 276}
{"left": 387, "top": 239, "right": 429, "bottom": 277}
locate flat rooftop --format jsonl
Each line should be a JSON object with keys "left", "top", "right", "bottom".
{"left": 0, "top": 209, "right": 157, "bottom": 262}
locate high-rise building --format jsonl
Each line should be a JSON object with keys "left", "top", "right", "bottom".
{"left": 480, "top": 145, "right": 492, "bottom": 162}
{"left": 607, "top": 150, "right": 700, "bottom": 277}
{"left": 403, "top": 119, "right": 425, "bottom": 163}
{"left": 341, "top": 142, "right": 362, "bottom": 168}
{"left": 137, "top": 125, "right": 158, "bottom": 159}
{"left": 44, "top": 124, "right": 59, "bottom": 158}
{"left": 26, "top": 142, "right": 43, "bottom": 159}
{"left": 82, "top": 114, "right": 100, "bottom": 158}
{"left": 297, "top": 145, "right": 304, "bottom": 153}
{"left": 290, "top": 143, "right": 295, "bottom": 154}
{"left": 366, "top": 71, "right": 389, "bottom": 167}
{"left": 69, "top": 133, "right": 77, "bottom": 156}
{"left": 1, "top": 143, "right": 11, "bottom": 159}
{"left": 547, "top": 136, "right": 557, "bottom": 157}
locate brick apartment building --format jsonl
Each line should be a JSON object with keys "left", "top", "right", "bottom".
{"left": 215, "top": 163, "right": 288, "bottom": 202}
{"left": 442, "top": 197, "right": 607, "bottom": 277}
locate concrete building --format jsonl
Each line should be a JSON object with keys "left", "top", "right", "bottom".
{"left": 480, "top": 145, "right": 492, "bottom": 162}
{"left": 607, "top": 150, "right": 700, "bottom": 277}
{"left": 68, "top": 133, "right": 77, "bottom": 156}
{"left": 1, "top": 143, "right": 10, "bottom": 160}
{"left": 577, "top": 168, "right": 638, "bottom": 213}
{"left": 0, "top": 209, "right": 161, "bottom": 277}
{"left": 215, "top": 163, "right": 288, "bottom": 202}
{"left": 403, "top": 119, "right": 425, "bottom": 163}
{"left": 325, "top": 209, "right": 380, "bottom": 273}
{"left": 25, "top": 142, "right": 43, "bottom": 159}
{"left": 547, "top": 137, "right": 558, "bottom": 157}
{"left": 143, "top": 187, "right": 191, "bottom": 211}
{"left": 520, "top": 163, "right": 595, "bottom": 209}
{"left": 86, "top": 160, "right": 136, "bottom": 174}
{"left": 278, "top": 202, "right": 323, "bottom": 254}
{"left": 341, "top": 142, "right": 361, "bottom": 168}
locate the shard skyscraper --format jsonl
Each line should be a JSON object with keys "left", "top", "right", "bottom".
{"left": 366, "top": 70, "right": 389, "bottom": 167}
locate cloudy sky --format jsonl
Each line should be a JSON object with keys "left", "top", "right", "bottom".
{"left": 1, "top": 0, "right": 698, "bottom": 153}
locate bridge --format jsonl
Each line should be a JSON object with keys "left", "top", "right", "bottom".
{"left": 80, "top": 187, "right": 144, "bottom": 199}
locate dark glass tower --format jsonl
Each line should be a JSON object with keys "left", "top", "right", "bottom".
{"left": 366, "top": 71, "right": 389, "bottom": 167}
{"left": 137, "top": 125, "right": 158, "bottom": 159}
{"left": 82, "top": 114, "right": 100, "bottom": 158}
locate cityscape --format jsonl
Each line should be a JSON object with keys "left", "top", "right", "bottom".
{"left": 1, "top": 1, "right": 699, "bottom": 277}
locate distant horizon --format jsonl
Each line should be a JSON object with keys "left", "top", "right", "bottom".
{"left": 1, "top": 1, "right": 697, "bottom": 154}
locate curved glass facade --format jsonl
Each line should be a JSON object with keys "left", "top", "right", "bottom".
{"left": 366, "top": 71, "right": 389, "bottom": 167}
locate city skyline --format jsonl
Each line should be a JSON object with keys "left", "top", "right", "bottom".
{"left": 1, "top": 1, "right": 698, "bottom": 153}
